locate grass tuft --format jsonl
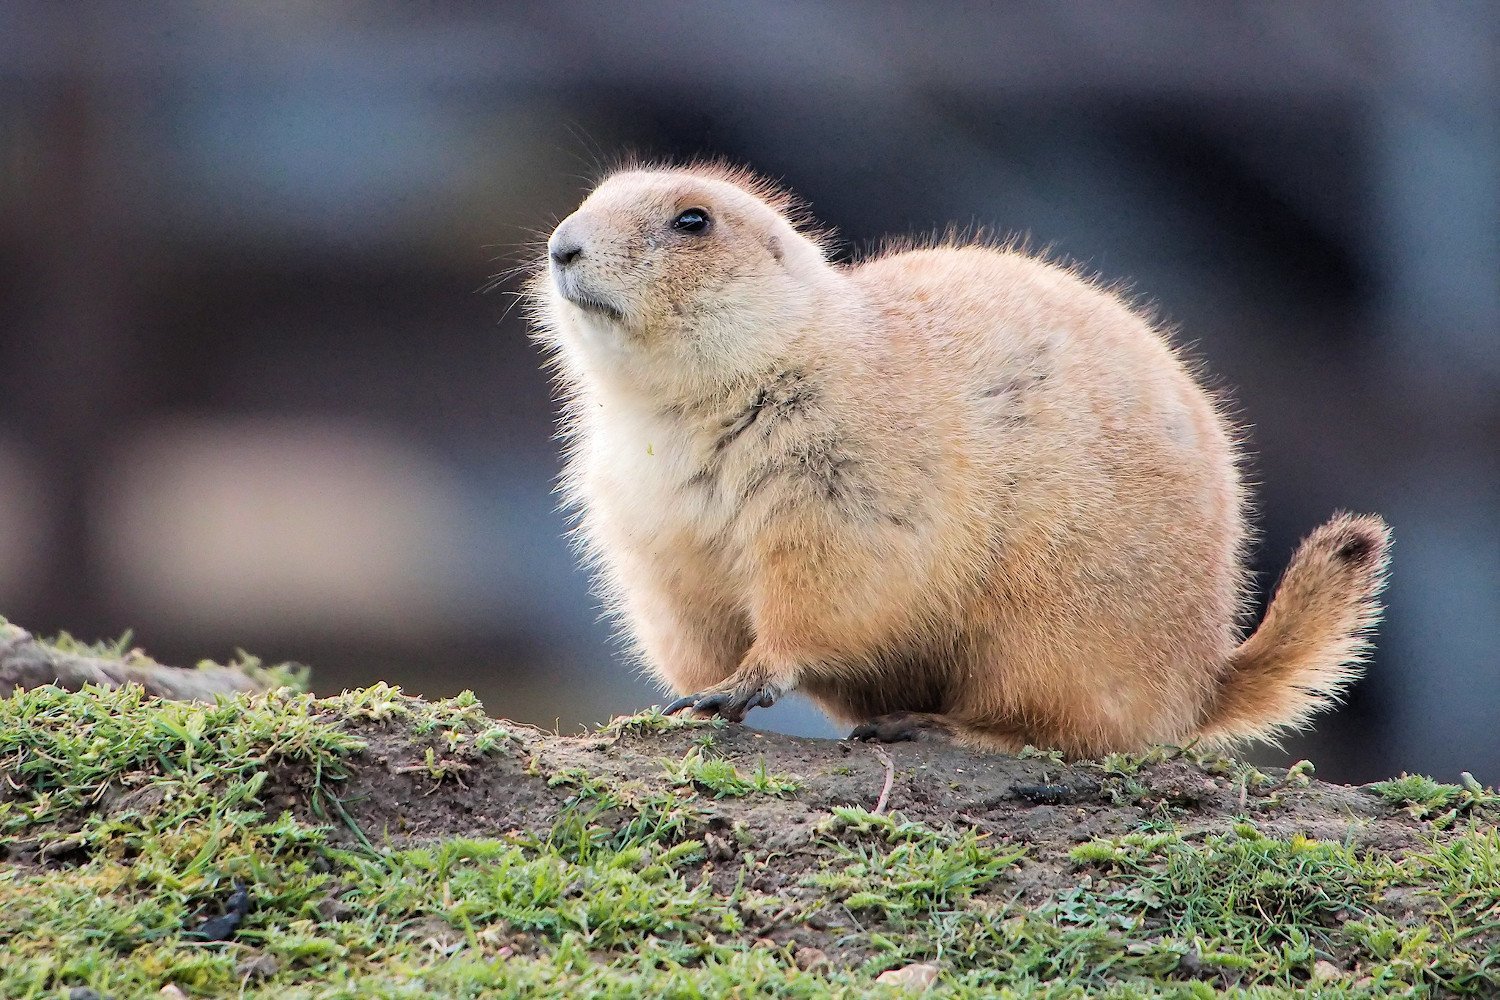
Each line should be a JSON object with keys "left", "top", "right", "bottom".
{"left": 1370, "top": 772, "right": 1499, "bottom": 826}
{"left": 809, "top": 807, "right": 1025, "bottom": 918}
{"left": 661, "top": 747, "right": 801, "bottom": 798}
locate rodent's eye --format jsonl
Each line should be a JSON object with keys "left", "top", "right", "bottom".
{"left": 671, "top": 208, "right": 710, "bottom": 234}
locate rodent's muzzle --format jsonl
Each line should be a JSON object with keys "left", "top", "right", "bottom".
{"left": 552, "top": 212, "right": 633, "bottom": 322}
{"left": 548, "top": 214, "right": 588, "bottom": 269}
{"left": 547, "top": 215, "right": 627, "bottom": 322}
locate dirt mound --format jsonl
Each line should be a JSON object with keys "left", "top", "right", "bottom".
{"left": 3, "top": 681, "right": 1496, "bottom": 997}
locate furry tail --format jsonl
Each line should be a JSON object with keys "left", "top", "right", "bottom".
{"left": 1196, "top": 512, "right": 1392, "bottom": 747}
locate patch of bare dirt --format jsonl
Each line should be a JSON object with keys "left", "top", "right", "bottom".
{"left": 319, "top": 720, "right": 1429, "bottom": 873}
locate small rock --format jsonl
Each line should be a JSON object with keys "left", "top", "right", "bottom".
{"left": 236, "top": 953, "right": 281, "bottom": 981}
{"left": 752, "top": 936, "right": 777, "bottom": 949}
{"left": 315, "top": 895, "right": 355, "bottom": 921}
{"left": 1312, "top": 960, "right": 1342, "bottom": 982}
{"left": 705, "top": 830, "right": 736, "bottom": 860}
{"left": 874, "top": 963, "right": 939, "bottom": 991}
{"left": 159, "top": 987, "right": 188, "bottom": 999}
{"left": 67, "top": 989, "right": 104, "bottom": 1000}
{"left": 193, "top": 882, "right": 251, "bottom": 941}
{"left": 794, "top": 946, "right": 829, "bottom": 970}
{"left": 803, "top": 912, "right": 835, "bottom": 930}
{"left": 1176, "top": 948, "right": 1205, "bottom": 977}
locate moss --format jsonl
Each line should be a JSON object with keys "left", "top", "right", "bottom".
{"left": 601, "top": 706, "right": 718, "bottom": 738}
{"left": 1371, "top": 772, "right": 1499, "bottom": 826}
{"left": 1066, "top": 822, "right": 1499, "bottom": 994}
{"left": 661, "top": 747, "right": 802, "bottom": 799}
{"left": 2, "top": 678, "right": 1498, "bottom": 998}
{"left": 808, "top": 807, "right": 1025, "bottom": 918}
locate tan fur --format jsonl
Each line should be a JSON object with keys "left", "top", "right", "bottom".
{"left": 525, "top": 163, "right": 1392, "bottom": 758}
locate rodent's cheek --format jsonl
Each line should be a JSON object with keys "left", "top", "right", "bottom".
{"left": 564, "top": 255, "right": 621, "bottom": 292}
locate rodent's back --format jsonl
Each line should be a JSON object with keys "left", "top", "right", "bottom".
{"left": 852, "top": 244, "right": 1244, "bottom": 578}
{"left": 844, "top": 245, "right": 1249, "bottom": 740}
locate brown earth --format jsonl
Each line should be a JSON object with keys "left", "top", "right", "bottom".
{"left": 269, "top": 716, "right": 1440, "bottom": 963}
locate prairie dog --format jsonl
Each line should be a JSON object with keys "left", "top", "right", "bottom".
{"left": 527, "top": 162, "right": 1390, "bottom": 758}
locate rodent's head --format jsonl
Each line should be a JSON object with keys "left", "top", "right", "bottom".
{"left": 531, "top": 165, "right": 834, "bottom": 389}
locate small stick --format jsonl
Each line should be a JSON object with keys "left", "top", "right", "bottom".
{"left": 871, "top": 745, "right": 895, "bottom": 815}
{"left": 0, "top": 622, "right": 267, "bottom": 701}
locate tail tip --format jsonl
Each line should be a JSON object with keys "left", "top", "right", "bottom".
{"left": 1326, "top": 512, "right": 1392, "bottom": 571}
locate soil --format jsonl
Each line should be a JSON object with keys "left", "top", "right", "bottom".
{"left": 283, "top": 717, "right": 1437, "bottom": 962}
{"left": 325, "top": 720, "right": 1413, "bottom": 849}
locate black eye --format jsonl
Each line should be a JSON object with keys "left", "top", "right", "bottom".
{"left": 672, "top": 208, "right": 710, "bottom": 234}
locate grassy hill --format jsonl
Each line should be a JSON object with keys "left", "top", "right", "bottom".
{"left": 1, "top": 631, "right": 1497, "bottom": 998}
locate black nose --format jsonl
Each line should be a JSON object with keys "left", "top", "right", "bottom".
{"left": 549, "top": 239, "right": 583, "bottom": 267}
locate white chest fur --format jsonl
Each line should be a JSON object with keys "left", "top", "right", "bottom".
{"left": 577, "top": 395, "right": 745, "bottom": 584}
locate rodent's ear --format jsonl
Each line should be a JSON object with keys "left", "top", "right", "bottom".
{"left": 765, "top": 234, "right": 784, "bottom": 264}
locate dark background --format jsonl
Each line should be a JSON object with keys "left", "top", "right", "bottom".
{"left": 1, "top": 3, "right": 1495, "bottom": 784}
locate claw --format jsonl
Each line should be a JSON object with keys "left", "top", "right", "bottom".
{"left": 696, "top": 692, "right": 732, "bottom": 716}
{"left": 660, "top": 683, "right": 780, "bottom": 722}
{"left": 663, "top": 694, "right": 699, "bottom": 715}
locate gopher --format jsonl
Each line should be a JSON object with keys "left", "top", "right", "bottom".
{"left": 526, "top": 162, "right": 1390, "bottom": 758}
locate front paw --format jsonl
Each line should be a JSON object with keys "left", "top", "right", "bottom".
{"left": 663, "top": 682, "right": 780, "bottom": 723}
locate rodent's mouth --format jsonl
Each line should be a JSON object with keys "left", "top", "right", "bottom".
{"left": 568, "top": 293, "right": 626, "bottom": 322}
{"left": 554, "top": 271, "right": 626, "bottom": 323}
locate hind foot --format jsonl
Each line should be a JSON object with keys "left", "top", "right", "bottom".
{"left": 850, "top": 712, "right": 956, "bottom": 744}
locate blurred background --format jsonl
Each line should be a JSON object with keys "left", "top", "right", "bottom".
{"left": 1, "top": 2, "right": 1495, "bottom": 784}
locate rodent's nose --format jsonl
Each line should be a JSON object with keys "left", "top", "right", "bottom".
{"left": 548, "top": 218, "right": 586, "bottom": 267}
{"left": 550, "top": 240, "right": 582, "bottom": 267}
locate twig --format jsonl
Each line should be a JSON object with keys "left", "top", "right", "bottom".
{"left": 871, "top": 745, "right": 895, "bottom": 815}
{"left": 0, "top": 621, "right": 269, "bottom": 701}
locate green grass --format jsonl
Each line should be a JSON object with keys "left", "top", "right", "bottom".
{"left": 1, "top": 681, "right": 1498, "bottom": 998}
{"left": 1065, "top": 823, "right": 1500, "bottom": 995}
{"left": 0, "top": 683, "right": 363, "bottom": 836}
{"left": 661, "top": 746, "right": 802, "bottom": 798}
{"left": 809, "top": 807, "right": 1026, "bottom": 919}
{"left": 601, "top": 706, "right": 719, "bottom": 737}
{"left": 11, "top": 617, "right": 313, "bottom": 693}
{"left": 1370, "top": 772, "right": 1500, "bottom": 826}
